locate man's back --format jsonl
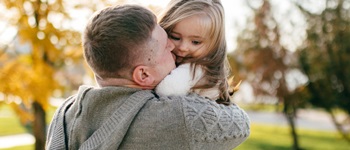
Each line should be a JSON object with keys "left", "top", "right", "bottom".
{"left": 46, "top": 86, "right": 250, "bottom": 150}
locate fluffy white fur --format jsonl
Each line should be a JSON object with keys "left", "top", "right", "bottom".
{"left": 155, "top": 63, "right": 202, "bottom": 96}
{"left": 156, "top": 63, "right": 220, "bottom": 100}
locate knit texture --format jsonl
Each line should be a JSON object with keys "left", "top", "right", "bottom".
{"left": 46, "top": 85, "right": 250, "bottom": 150}
{"left": 181, "top": 94, "right": 250, "bottom": 149}
{"left": 185, "top": 97, "right": 249, "bottom": 139}
{"left": 45, "top": 97, "right": 74, "bottom": 150}
{"left": 78, "top": 88, "right": 154, "bottom": 149}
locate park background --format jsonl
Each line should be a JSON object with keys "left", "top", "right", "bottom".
{"left": 0, "top": 0, "right": 350, "bottom": 149}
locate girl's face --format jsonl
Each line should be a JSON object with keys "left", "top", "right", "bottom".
{"left": 169, "top": 15, "right": 210, "bottom": 64}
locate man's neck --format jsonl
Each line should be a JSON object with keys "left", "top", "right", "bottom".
{"left": 95, "top": 75, "right": 154, "bottom": 90}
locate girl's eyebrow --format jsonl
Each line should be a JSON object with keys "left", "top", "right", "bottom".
{"left": 189, "top": 35, "right": 204, "bottom": 39}
{"left": 171, "top": 31, "right": 206, "bottom": 39}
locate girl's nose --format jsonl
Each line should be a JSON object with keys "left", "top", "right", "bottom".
{"left": 178, "top": 41, "right": 189, "bottom": 52}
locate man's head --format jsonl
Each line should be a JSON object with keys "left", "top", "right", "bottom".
{"left": 83, "top": 5, "right": 176, "bottom": 89}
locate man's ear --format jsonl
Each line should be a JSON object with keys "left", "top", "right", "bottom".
{"left": 132, "top": 66, "right": 155, "bottom": 86}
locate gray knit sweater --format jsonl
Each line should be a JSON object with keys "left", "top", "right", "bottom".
{"left": 46, "top": 85, "right": 250, "bottom": 150}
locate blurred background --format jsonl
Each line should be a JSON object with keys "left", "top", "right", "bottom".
{"left": 0, "top": 0, "right": 349, "bottom": 149}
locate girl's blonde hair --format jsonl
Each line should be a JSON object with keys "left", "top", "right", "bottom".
{"left": 159, "top": 0, "right": 232, "bottom": 105}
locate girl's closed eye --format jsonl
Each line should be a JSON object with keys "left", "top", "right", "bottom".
{"left": 169, "top": 35, "right": 180, "bottom": 41}
{"left": 192, "top": 40, "right": 202, "bottom": 45}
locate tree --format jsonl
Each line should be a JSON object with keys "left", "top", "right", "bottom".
{"left": 231, "top": 0, "right": 306, "bottom": 149}
{"left": 296, "top": 0, "right": 350, "bottom": 142}
{"left": 0, "top": 0, "right": 82, "bottom": 149}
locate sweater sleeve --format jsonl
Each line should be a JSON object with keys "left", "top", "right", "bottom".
{"left": 155, "top": 63, "right": 203, "bottom": 96}
{"left": 46, "top": 95, "right": 76, "bottom": 150}
{"left": 46, "top": 85, "right": 93, "bottom": 150}
{"left": 181, "top": 94, "right": 250, "bottom": 149}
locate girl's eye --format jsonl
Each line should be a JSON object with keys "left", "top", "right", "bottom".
{"left": 192, "top": 40, "right": 202, "bottom": 45}
{"left": 169, "top": 35, "right": 180, "bottom": 41}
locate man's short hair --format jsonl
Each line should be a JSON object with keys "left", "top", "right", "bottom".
{"left": 83, "top": 5, "right": 156, "bottom": 78}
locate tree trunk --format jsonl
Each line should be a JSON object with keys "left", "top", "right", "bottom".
{"left": 32, "top": 101, "right": 46, "bottom": 150}
{"left": 329, "top": 109, "right": 350, "bottom": 143}
{"left": 283, "top": 104, "right": 301, "bottom": 150}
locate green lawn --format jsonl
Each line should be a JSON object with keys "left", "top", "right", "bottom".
{"left": 1, "top": 145, "right": 33, "bottom": 150}
{"left": 0, "top": 104, "right": 56, "bottom": 136}
{"left": 0, "top": 105, "right": 29, "bottom": 136}
{"left": 1, "top": 105, "right": 350, "bottom": 150}
{"left": 235, "top": 123, "right": 350, "bottom": 150}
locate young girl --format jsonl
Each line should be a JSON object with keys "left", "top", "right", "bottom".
{"left": 155, "top": 0, "right": 238, "bottom": 105}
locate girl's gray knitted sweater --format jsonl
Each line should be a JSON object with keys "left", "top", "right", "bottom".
{"left": 46, "top": 85, "right": 250, "bottom": 150}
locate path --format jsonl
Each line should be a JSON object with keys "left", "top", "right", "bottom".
{"left": 246, "top": 109, "right": 336, "bottom": 131}
{"left": 0, "top": 133, "right": 34, "bottom": 149}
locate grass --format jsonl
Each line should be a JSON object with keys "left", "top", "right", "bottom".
{"left": 0, "top": 105, "right": 29, "bottom": 136}
{"left": 235, "top": 123, "right": 350, "bottom": 150}
{"left": 1, "top": 145, "right": 33, "bottom": 150}
{"left": 0, "top": 104, "right": 56, "bottom": 136}
{"left": 1, "top": 105, "right": 350, "bottom": 150}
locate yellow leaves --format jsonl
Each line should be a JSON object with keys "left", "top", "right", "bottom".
{"left": 0, "top": 50, "right": 9, "bottom": 61}
{"left": 0, "top": 60, "right": 32, "bottom": 108}
{"left": 0, "top": 0, "right": 84, "bottom": 110}
{"left": 10, "top": 102, "right": 34, "bottom": 125}
{"left": 0, "top": 1, "right": 91, "bottom": 138}
{"left": 17, "top": 15, "right": 37, "bottom": 44}
{"left": 3, "top": 0, "right": 18, "bottom": 9}
{"left": 29, "top": 61, "right": 59, "bottom": 110}
{"left": 0, "top": 55, "right": 59, "bottom": 111}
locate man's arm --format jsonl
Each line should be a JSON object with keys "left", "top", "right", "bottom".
{"left": 111, "top": 93, "right": 249, "bottom": 150}
{"left": 181, "top": 94, "right": 250, "bottom": 149}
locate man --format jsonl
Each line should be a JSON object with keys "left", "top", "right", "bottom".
{"left": 46, "top": 4, "right": 250, "bottom": 150}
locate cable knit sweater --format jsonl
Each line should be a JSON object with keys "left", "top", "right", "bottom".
{"left": 46, "top": 85, "right": 250, "bottom": 150}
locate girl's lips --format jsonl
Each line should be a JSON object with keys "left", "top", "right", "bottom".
{"left": 174, "top": 53, "right": 188, "bottom": 63}
{"left": 176, "top": 56, "right": 184, "bottom": 64}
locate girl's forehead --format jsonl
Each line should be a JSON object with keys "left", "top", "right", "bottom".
{"left": 173, "top": 15, "right": 211, "bottom": 37}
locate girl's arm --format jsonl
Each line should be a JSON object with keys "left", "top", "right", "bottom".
{"left": 155, "top": 63, "right": 203, "bottom": 96}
